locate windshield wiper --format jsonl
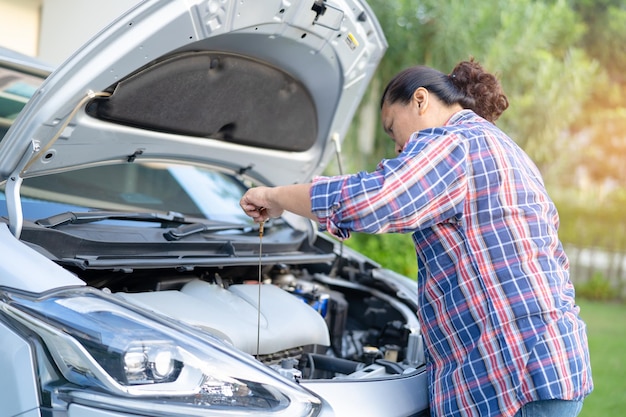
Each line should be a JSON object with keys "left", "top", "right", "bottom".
{"left": 35, "top": 210, "right": 267, "bottom": 241}
{"left": 163, "top": 221, "right": 263, "bottom": 241}
{"left": 35, "top": 211, "right": 188, "bottom": 228}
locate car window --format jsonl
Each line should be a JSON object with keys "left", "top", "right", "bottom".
{"left": 0, "top": 66, "right": 45, "bottom": 141}
{"left": 1, "top": 162, "right": 254, "bottom": 224}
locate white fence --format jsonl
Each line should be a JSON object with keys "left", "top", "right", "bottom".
{"left": 566, "top": 245, "right": 626, "bottom": 299}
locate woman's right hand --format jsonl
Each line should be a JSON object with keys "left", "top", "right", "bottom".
{"left": 239, "top": 186, "right": 283, "bottom": 223}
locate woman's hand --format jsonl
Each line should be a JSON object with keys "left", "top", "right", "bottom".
{"left": 240, "top": 183, "right": 316, "bottom": 223}
{"left": 240, "top": 186, "right": 282, "bottom": 223}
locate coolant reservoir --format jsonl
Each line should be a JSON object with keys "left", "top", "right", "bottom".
{"left": 120, "top": 279, "right": 330, "bottom": 355}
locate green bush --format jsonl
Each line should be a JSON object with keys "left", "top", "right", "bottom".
{"left": 575, "top": 272, "right": 619, "bottom": 302}
{"left": 553, "top": 188, "right": 626, "bottom": 252}
{"left": 344, "top": 232, "right": 418, "bottom": 279}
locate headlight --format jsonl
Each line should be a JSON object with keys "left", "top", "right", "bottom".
{"left": 0, "top": 287, "right": 323, "bottom": 416}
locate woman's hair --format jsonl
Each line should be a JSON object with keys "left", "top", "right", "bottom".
{"left": 380, "top": 58, "right": 509, "bottom": 123}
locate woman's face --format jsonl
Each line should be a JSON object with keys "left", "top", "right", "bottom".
{"left": 380, "top": 99, "right": 424, "bottom": 154}
{"left": 381, "top": 87, "right": 459, "bottom": 154}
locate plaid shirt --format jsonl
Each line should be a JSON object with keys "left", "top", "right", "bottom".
{"left": 310, "top": 110, "right": 593, "bottom": 417}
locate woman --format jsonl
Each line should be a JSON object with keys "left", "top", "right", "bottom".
{"left": 239, "top": 59, "right": 593, "bottom": 417}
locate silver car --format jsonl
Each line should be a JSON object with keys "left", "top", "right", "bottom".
{"left": 0, "top": 1, "right": 429, "bottom": 416}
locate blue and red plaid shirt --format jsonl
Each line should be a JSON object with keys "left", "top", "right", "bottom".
{"left": 310, "top": 110, "right": 593, "bottom": 417}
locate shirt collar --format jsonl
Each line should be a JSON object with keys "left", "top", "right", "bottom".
{"left": 445, "top": 109, "right": 479, "bottom": 126}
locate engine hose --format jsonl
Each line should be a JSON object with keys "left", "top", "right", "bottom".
{"left": 306, "top": 353, "right": 365, "bottom": 375}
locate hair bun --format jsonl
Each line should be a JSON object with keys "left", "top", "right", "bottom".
{"left": 450, "top": 58, "right": 509, "bottom": 122}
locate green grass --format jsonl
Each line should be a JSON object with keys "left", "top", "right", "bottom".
{"left": 577, "top": 300, "right": 626, "bottom": 417}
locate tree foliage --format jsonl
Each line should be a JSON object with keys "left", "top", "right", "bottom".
{"left": 338, "top": 0, "right": 599, "bottom": 179}
{"left": 567, "top": 0, "right": 626, "bottom": 190}
{"left": 334, "top": 0, "right": 626, "bottom": 268}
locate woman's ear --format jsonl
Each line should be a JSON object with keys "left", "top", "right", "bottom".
{"left": 412, "top": 87, "right": 428, "bottom": 114}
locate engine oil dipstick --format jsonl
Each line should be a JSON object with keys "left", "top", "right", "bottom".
{"left": 256, "top": 218, "right": 265, "bottom": 358}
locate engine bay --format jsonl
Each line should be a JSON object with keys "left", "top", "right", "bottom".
{"left": 72, "top": 260, "right": 425, "bottom": 383}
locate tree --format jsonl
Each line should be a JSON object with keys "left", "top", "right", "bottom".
{"left": 566, "top": 1, "right": 626, "bottom": 190}
{"left": 334, "top": 0, "right": 604, "bottom": 269}
{"left": 338, "top": 0, "right": 597, "bottom": 180}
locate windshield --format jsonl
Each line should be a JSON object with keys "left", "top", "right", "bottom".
{"left": 0, "top": 162, "right": 253, "bottom": 224}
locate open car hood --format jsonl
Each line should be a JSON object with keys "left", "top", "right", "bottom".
{"left": 0, "top": 0, "right": 386, "bottom": 187}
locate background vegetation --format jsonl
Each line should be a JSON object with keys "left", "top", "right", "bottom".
{"left": 329, "top": 0, "right": 626, "bottom": 280}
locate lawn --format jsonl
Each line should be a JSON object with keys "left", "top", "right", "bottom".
{"left": 577, "top": 300, "right": 626, "bottom": 417}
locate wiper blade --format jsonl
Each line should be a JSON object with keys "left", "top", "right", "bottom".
{"left": 36, "top": 210, "right": 188, "bottom": 228}
{"left": 163, "top": 220, "right": 270, "bottom": 241}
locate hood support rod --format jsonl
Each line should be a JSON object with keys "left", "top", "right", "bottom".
{"left": 6, "top": 91, "right": 112, "bottom": 239}
{"left": 6, "top": 139, "right": 40, "bottom": 239}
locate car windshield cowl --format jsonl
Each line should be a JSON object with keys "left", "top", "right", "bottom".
{"left": 15, "top": 214, "right": 327, "bottom": 271}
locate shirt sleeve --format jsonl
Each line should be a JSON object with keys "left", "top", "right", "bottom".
{"left": 310, "top": 128, "right": 468, "bottom": 239}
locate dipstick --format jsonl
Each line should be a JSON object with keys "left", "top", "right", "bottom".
{"left": 256, "top": 220, "right": 264, "bottom": 358}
